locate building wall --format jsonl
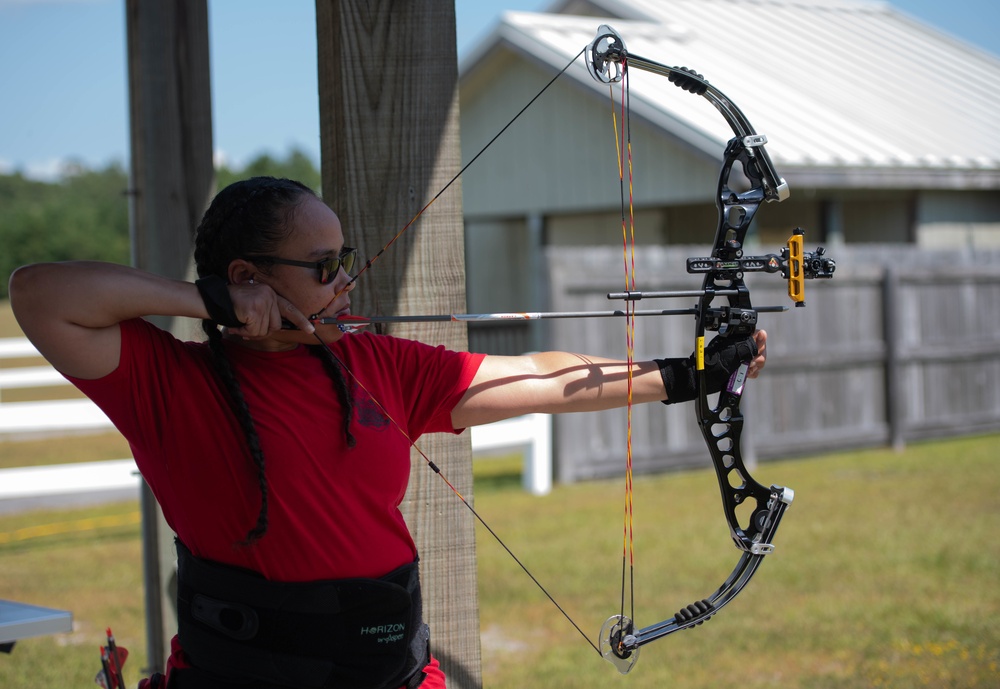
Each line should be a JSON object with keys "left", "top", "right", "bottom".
{"left": 916, "top": 190, "right": 1000, "bottom": 248}
{"left": 459, "top": 47, "right": 720, "bottom": 218}
{"left": 464, "top": 217, "right": 533, "bottom": 311}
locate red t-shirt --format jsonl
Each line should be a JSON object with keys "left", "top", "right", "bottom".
{"left": 70, "top": 318, "right": 484, "bottom": 582}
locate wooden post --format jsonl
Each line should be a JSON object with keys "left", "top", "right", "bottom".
{"left": 315, "top": 2, "right": 481, "bottom": 687}
{"left": 125, "top": 0, "right": 214, "bottom": 672}
{"left": 883, "top": 265, "right": 905, "bottom": 451}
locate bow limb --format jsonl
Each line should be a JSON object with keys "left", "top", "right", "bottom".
{"left": 587, "top": 24, "right": 788, "bottom": 203}
{"left": 605, "top": 485, "right": 792, "bottom": 659}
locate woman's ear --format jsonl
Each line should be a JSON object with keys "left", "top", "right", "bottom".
{"left": 227, "top": 259, "right": 257, "bottom": 285}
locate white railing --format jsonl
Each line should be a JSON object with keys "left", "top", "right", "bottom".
{"left": 470, "top": 413, "right": 552, "bottom": 495}
{"left": 0, "top": 337, "right": 553, "bottom": 494}
{"left": 0, "top": 459, "right": 141, "bottom": 502}
{"left": 0, "top": 337, "right": 111, "bottom": 436}
{"left": 0, "top": 337, "right": 41, "bottom": 359}
{"left": 0, "top": 365, "right": 68, "bottom": 389}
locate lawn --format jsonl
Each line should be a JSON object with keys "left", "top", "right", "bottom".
{"left": 1, "top": 435, "right": 998, "bottom": 689}
{"left": 474, "top": 436, "right": 1000, "bottom": 689}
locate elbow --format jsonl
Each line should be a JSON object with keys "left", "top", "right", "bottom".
{"left": 9, "top": 262, "right": 57, "bottom": 317}
{"left": 8, "top": 263, "right": 37, "bottom": 304}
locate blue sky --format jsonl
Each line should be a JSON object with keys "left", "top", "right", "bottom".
{"left": 0, "top": 0, "right": 997, "bottom": 180}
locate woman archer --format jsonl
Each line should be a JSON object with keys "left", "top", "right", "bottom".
{"left": 9, "top": 175, "right": 765, "bottom": 688}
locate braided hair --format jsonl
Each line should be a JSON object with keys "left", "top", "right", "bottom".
{"left": 193, "top": 176, "right": 355, "bottom": 546}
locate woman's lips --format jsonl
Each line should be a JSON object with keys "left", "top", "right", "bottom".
{"left": 311, "top": 301, "right": 350, "bottom": 322}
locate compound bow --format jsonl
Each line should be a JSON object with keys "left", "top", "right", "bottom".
{"left": 315, "top": 22, "right": 836, "bottom": 674}
{"left": 583, "top": 25, "right": 835, "bottom": 672}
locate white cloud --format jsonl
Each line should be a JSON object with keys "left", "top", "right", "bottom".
{"left": 213, "top": 149, "right": 231, "bottom": 170}
{"left": 18, "top": 158, "right": 72, "bottom": 182}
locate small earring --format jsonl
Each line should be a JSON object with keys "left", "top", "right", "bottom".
{"left": 248, "top": 278, "right": 255, "bottom": 285}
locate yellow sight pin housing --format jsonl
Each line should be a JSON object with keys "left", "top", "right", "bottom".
{"left": 787, "top": 231, "right": 805, "bottom": 306}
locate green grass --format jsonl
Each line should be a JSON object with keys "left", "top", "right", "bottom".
{"left": 1, "top": 436, "right": 998, "bottom": 688}
{"left": 0, "top": 502, "right": 145, "bottom": 688}
{"left": 475, "top": 435, "right": 1000, "bottom": 689}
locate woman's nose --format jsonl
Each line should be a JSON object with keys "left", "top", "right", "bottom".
{"left": 338, "top": 268, "right": 356, "bottom": 291}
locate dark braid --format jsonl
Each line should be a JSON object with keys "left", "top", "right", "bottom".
{"left": 193, "top": 177, "right": 355, "bottom": 545}
{"left": 202, "top": 320, "right": 270, "bottom": 546}
{"left": 309, "top": 345, "right": 357, "bottom": 448}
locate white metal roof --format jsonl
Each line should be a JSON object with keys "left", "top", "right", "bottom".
{"left": 461, "top": 0, "right": 1000, "bottom": 188}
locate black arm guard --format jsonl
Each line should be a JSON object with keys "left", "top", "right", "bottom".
{"left": 655, "top": 335, "right": 757, "bottom": 405}
{"left": 195, "top": 275, "right": 244, "bottom": 328}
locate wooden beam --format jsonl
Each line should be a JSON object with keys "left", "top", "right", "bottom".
{"left": 125, "top": 0, "right": 214, "bottom": 672}
{"left": 126, "top": 0, "right": 214, "bottom": 279}
{"left": 315, "top": 1, "right": 481, "bottom": 686}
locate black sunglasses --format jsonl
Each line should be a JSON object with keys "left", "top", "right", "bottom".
{"left": 249, "top": 247, "right": 358, "bottom": 284}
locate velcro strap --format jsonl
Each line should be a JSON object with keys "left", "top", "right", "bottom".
{"left": 195, "top": 275, "right": 243, "bottom": 328}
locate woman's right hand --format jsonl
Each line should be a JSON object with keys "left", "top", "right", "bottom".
{"left": 225, "top": 281, "right": 315, "bottom": 339}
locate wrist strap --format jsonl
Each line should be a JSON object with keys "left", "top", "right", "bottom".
{"left": 656, "top": 335, "right": 758, "bottom": 405}
{"left": 655, "top": 357, "right": 697, "bottom": 405}
{"left": 195, "top": 275, "right": 243, "bottom": 328}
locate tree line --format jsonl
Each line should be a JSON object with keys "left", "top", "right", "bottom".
{"left": 0, "top": 149, "right": 320, "bottom": 299}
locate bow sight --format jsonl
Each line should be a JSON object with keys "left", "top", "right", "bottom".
{"left": 687, "top": 228, "right": 836, "bottom": 309}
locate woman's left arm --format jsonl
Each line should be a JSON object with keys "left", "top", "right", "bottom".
{"left": 451, "top": 330, "right": 767, "bottom": 428}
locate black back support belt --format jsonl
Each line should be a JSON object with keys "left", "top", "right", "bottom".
{"left": 175, "top": 540, "right": 428, "bottom": 689}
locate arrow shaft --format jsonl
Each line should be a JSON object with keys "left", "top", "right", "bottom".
{"left": 318, "top": 308, "right": 699, "bottom": 326}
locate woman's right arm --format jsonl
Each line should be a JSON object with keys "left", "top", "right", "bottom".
{"left": 9, "top": 261, "right": 316, "bottom": 379}
{"left": 8, "top": 261, "right": 211, "bottom": 380}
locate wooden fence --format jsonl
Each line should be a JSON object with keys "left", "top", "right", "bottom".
{"left": 536, "top": 244, "right": 1000, "bottom": 482}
